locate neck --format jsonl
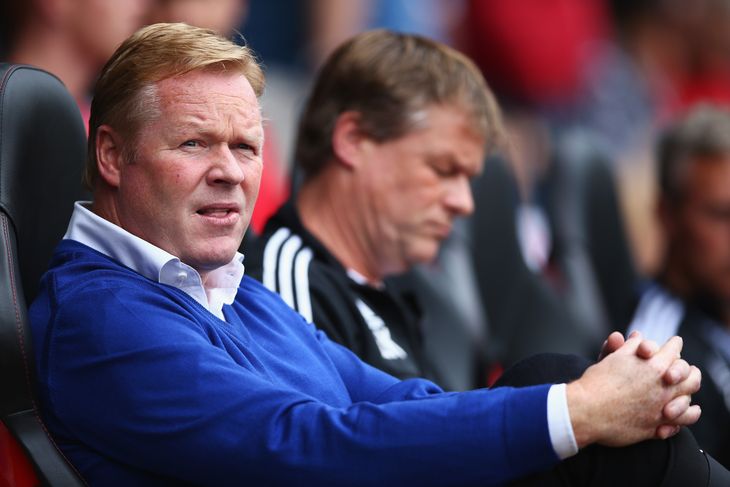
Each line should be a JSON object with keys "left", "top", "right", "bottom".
{"left": 297, "top": 170, "right": 383, "bottom": 284}
{"left": 90, "top": 188, "right": 120, "bottom": 228}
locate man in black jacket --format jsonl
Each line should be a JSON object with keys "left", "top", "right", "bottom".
{"left": 251, "top": 29, "right": 496, "bottom": 383}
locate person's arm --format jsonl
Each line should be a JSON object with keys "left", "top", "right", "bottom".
{"left": 310, "top": 323, "right": 449, "bottom": 402}
{"left": 39, "top": 283, "right": 559, "bottom": 487}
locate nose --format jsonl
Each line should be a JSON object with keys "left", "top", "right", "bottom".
{"left": 207, "top": 144, "right": 245, "bottom": 186}
{"left": 444, "top": 175, "right": 474, "bottom": 216}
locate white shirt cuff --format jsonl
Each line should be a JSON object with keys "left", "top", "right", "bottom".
{"left": 547, "top": 383, "right": 579, "bottom": 459}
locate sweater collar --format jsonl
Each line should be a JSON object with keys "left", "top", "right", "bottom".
{"left": 63, "top": 202, "right": 244, "bottom": 320}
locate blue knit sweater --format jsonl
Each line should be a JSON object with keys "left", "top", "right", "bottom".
{"left": 29, "top": 240, "right": 558, "bottom": 486}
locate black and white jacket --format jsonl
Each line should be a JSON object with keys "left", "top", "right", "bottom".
{"left": 247, "top": 201, "right": 429, "bottom": 381}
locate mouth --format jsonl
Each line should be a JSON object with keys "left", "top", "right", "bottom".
{"left": 195, "top": 203, "right": 241, "bottom": 224}
{"left": 432, "top": 222, "right": 452, "bottom": 239}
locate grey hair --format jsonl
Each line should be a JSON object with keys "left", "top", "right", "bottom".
{"left": 658, "top": 104, "right": 730, "bottom": 200}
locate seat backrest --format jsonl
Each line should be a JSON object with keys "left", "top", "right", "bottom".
{"left": 471, "top": 134, "right": 639, "bottom": 367}
{"left": 546, "top": 130, "right": 638, "bottom": 329}
{"left": 471, "top": 155, "right": 605, "bottom": 366}
{"left": 0, "top": 63, "right": 87, "bottom": 486}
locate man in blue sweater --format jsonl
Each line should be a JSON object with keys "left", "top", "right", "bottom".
{"left": 29, "top": 22, "right": 720, "bottom": 486}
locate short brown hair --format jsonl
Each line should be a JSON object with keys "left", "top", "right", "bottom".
{"left": 85, "top": 22, "right": 264, "bottom": 188}
{"left": 295, "top": 29, "right": 502, "bottom": 179}
{"left": 658, "top": 104, "right": 730, "bottom": 202}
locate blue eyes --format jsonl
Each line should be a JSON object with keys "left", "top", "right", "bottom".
{"left": 237, "top": 143, "right": 254, "bottom": 152}
{"left": 180, "top": 141, "right": 256, "bottom": 154}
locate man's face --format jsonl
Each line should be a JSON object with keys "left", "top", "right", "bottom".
{"left": 113, "top": 70, "right": 263, "bottom": 275}
{"left": 358, "top": 105, "right": 485, "bottom": 275}
{"left": 665, "top": 155, "right": 730, "bottom": 300}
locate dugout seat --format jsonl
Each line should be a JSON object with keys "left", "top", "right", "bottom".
{"left": 0, "top": 63, "right": 87, "bottom": 486}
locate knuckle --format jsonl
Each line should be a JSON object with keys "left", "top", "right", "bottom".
{"left": 650, "top": 360, "right": 665, "bottom": 376}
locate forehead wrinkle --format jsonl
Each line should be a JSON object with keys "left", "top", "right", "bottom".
{"left": 162, "top": 96, "right": 263, "bottom": 144}
{"left": 153, "top": 73, "right": 264, "bottom": 150}
{"left": 417, "top": 120, "right": 484, "bottom": 178}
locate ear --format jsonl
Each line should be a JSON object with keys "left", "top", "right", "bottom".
{"left": 95, "top": 125, "right": 125, "bottom": 188}
{"left": 331, "top": 111, "right": 369, "bottom": 170}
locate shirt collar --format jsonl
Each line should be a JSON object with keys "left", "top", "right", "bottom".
{"left": 64, "top": 201, "right": 245, "bottom": 320}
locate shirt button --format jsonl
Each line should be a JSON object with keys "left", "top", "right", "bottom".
{"left": 176, "top": 271, "right": 187, "bottom": 284}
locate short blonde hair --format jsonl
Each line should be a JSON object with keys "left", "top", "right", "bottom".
{"left": 85, "top": 22, "right": 264, "bottom": 188}
{"left": 296, "top": 29, "right": 502, "bottom": 179}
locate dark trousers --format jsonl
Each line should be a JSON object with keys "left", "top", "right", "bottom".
{"left": 494, "top": 354, "right": 730, "bottom": 487}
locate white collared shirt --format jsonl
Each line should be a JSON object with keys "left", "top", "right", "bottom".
{"left": 64, "top": 202, "right": 244, "bottom": 321}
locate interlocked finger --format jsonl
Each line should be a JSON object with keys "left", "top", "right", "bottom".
{"left": 663, "top": 358, "right": 690, "bottom": 385}
{"left": 667, "top": 404, "right": 702, "bottom": 427}
{"left": 673, "top": 365, "right": 702, "bottom": 397}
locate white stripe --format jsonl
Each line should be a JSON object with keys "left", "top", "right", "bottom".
{"left": 293, "top": 247, "right": 314, "bottom": 323}
{"left": 355, "top": 299, "right": 408, "bottom": 360}
{"left": 262, "top": 227, "right": 291, "bottom": 291}
{"left": 632, "top": 286, "right": 659, "bottom": 337}
{"left": 627, "top": 284, "right": 683, "bottom": 344}
{"left": 277, "top": 235, "right": 302, "bottom": 309}
{"left": 643, "top": 288, "right": 669, "bottom": 339}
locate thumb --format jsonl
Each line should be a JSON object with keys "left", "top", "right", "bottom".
{"left": 612, "top": 331, "right": 642, "bottom": 356}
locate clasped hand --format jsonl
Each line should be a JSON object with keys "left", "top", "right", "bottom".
{"left": 567, "top": 331, "right": 702, "bottom": 448}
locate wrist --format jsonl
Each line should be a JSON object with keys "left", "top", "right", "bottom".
{"left": 566, "top": 379, "right": 595, "bottom": 449}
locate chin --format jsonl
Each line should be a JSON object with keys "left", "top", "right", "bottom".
{"left": 407, "top": 248, "right": 440, "bottom": 268}
{"left": 192, "top": 247, "right": 239, "bottom": 270}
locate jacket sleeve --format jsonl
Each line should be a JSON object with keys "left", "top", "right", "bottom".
{"left": 39, "top": 284, "right": 559, "bottom": 487}
{"left": 310, "top": 323, "right": 452, "bottom": 403}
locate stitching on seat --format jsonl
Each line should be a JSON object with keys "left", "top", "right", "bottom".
{"left": 1, "top": 167, "right": 88, "bottom": 487}
{"left": 2, "top": 214, "right": 28, "bottom": 398}
{"left": 31, "top": 413, "right": 89, "bottom": 485}
{"left": 0, "top": 65, "right": 18, "bottom": 204}
{"left": 0, "top": 67, "right": 89, "bottom": 484}
{"left": 0, "top": 65, "right": 33, "bottom": 214}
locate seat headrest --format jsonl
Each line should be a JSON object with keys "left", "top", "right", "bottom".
{"left": 0, "top": 64, "right": 88, "bottom": 303}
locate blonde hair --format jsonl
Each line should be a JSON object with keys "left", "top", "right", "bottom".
{"left": 85, "top": 22, "right": 264, "bottom": 188}
{"left": 296, "top": 29, "right": 502, "bottom": 179}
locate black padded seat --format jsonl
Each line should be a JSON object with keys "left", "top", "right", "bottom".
{"left": 0, "top": 63, "right": 87, "bottom": 486}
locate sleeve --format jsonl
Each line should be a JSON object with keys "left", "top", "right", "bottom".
{"left": 310, "top": 323, "right": 449, "bottom": 403}
{"left": 547, "top": 383, "right": 579, "bottom": 459}
{"left": 44, "top": 285, "right": 560, "bottom": 487}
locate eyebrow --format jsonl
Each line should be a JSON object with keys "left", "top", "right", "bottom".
{"left": 430, "top": 154, "right": 482, "bottom": 178}
{"left": 172, "top": 118, "right": 264, "bottom": 147}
